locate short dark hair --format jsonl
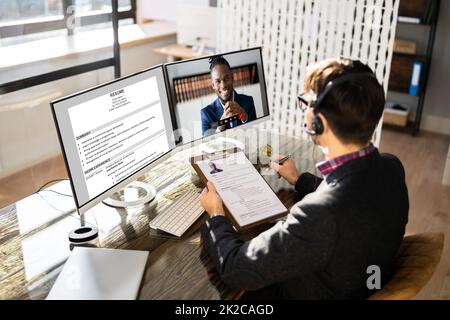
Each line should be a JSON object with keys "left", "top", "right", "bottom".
{"left": 304, "top": 58, "right": 385, "bottom": 145}
{"left": 209, "top": 55, "right": 231, "bottom": 72}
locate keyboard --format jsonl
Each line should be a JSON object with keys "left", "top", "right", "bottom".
{"left": 149, "top": 190, "right": 205, "bottom": 237}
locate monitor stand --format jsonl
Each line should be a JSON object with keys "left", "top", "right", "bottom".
{"left": 102, "top": 181, "right": 156, "bottom": 208}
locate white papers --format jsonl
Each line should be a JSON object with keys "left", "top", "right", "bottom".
{"left": 197, "top": 151, "right": 287, "bottom": 228}
{"left": 47, "top": 247, "right": 148, "bottom": 300}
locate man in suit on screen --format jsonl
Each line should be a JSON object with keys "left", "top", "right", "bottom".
{"left": 201, "top": 55, "right": 257, "bottom": 137}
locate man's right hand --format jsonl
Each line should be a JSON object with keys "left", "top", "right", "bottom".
{"left": 216, "top": 102, "right": 236, "bottom": 132}
{"left": 223, "top": 102, "right": 236, "bottom": 118}
{"left": 269, "top": 155, "right": 301, "bottom": 185}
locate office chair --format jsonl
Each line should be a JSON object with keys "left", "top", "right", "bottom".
{"left": 368, "top": 232, "right": 444, "bottom": 300}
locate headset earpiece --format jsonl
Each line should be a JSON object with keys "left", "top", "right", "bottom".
{"left": 312, "top": 114, "right": 324, "bottom": 135}
{"left": 303, "top": 114, "right": 323, "bottom": 136}
{"left": 306, "top": 71, "right": 377, "bottom": 137}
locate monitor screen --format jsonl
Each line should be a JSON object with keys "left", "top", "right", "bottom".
{"left": 165, "top": 47, "right": 270, "bottom": 144}
{"left": 51, "top": 65, "right": 175, "bottom": 212}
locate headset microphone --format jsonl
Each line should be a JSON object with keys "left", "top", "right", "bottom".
{"left": 303, "top": 116, "right": 323, "bottom": 136}
{"left": 304, "top": 127, "right": 317, "bottom": 136}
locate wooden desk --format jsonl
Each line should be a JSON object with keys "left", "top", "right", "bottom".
{"left": 153, "top": 44, "right": 215, "bottom": 62}
{"left": 0, "top": 130, "right": 317, "bottom": 300}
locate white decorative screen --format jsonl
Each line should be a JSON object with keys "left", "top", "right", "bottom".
{"left": 217, "top": 0, "right": 399, "bottom": 146}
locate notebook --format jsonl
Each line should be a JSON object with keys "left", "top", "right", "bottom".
{"left": 47, "top": 247, "right": 149, "bottom": 300}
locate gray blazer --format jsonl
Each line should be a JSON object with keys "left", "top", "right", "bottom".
{"left": 200, "top": 150, "right": 409, "bottom": 299}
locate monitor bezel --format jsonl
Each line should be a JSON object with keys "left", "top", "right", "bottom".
{"left": 50, "top": 64, "right": 176, "bottom": 215}
{"left": 163, "top": 46, "right": 270, "bottom": 146}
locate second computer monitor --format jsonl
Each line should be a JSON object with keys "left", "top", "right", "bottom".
{"left": 165, "top": 47, "right": 270, "bottom": 143}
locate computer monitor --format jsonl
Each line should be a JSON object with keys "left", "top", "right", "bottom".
{"left": 51, "top": 65, "right": 176, "bottom": 215}
{"left": 164, "top": 47, "right": 270, "bottom": 144}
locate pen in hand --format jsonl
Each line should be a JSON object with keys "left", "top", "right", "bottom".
{"left": 274, "top": 154, "right": 291, "bottom": 165}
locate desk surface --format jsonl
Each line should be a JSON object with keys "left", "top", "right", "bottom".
{"left": 153, "top": 43, "right": 214, "bottom": 60}
{"left": 0, "top": 131, "right": 317, "bottom": 300}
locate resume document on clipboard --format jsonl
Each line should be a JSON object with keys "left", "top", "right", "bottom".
{"left": 197, "top": 151, "right": 287, "bottom": 228}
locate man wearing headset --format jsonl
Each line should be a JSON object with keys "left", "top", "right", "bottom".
{"left": 198, "top": 58, "right": 409, "bottom": 299}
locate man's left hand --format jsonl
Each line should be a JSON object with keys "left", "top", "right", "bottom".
{"left": 199, "top": 181, "right": 226, "bottom": 218}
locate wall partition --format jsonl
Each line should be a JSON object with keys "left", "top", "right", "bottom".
{"left": 217, "top": 0, "right": 400, "bottom": 146}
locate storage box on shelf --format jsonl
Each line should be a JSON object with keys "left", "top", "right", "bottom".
{"left": 383, "top": 106, "right": 410, "bottom": 127}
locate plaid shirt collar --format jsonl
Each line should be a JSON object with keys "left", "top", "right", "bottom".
{"left": 316, "top": 144, "right": 376, "bottom": 177}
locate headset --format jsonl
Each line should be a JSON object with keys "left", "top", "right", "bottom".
{"left": 305, "top": 72, "right": 378, "bottom": 136}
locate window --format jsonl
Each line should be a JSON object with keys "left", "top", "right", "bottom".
{"left": 0, "top": 1, "right": 63, "bottom": 23}
{"left": 74, "top": 0, "right": 131, "bottom": 14}
{"left": 0, "top": 0, "right": 128, "bottom": 94}
{"left": 0, "top": 0, "right": 136, "bottom": 41}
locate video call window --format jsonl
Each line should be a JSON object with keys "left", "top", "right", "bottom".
{"left": 173, "top": 64, "right": 259, "bottom": 104}
{"left": 165, "top": 48, "right": 270, "bottom": 144}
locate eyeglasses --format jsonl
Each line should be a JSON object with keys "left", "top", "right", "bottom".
{"left": 297, "top": 93, "right": 311, "bottom": 111}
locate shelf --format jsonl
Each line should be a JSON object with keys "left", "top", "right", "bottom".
{"left": 393, "top": 52, "right": 427, "bottom": 60}
{"left": 397, "top": 19, "right": 432, "bottom": 27}
{"left": 398, "top": 0, "right": 439, "bottom": 25}
{"left": 392, "top": 0, "right": 440, "bottom": 136}
{"left": 388, "top": 54, "right": 426, "bottom": 94}
{"left": 388, "top": 90, "right": 421, "bottom": 97}
{"left": 399, "top": 0, "right": 428, "bottom": 15}
{"left": 382, "top": 122, "right": 416, "bottom": 132}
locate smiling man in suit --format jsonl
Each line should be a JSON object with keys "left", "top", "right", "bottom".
{"left": 201, "top": 55, "right": 257, "bottom": 137}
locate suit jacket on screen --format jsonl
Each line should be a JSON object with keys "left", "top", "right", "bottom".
{"left": 200, "top": 90, "right": 257, "bottom": 136}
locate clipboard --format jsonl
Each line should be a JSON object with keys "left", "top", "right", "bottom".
{"left": 190, "top": 147, "right": 288, "bottom": 231}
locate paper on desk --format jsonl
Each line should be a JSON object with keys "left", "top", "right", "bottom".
{"left": 197, "top": 151, "right": 287, "bottom": 228}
